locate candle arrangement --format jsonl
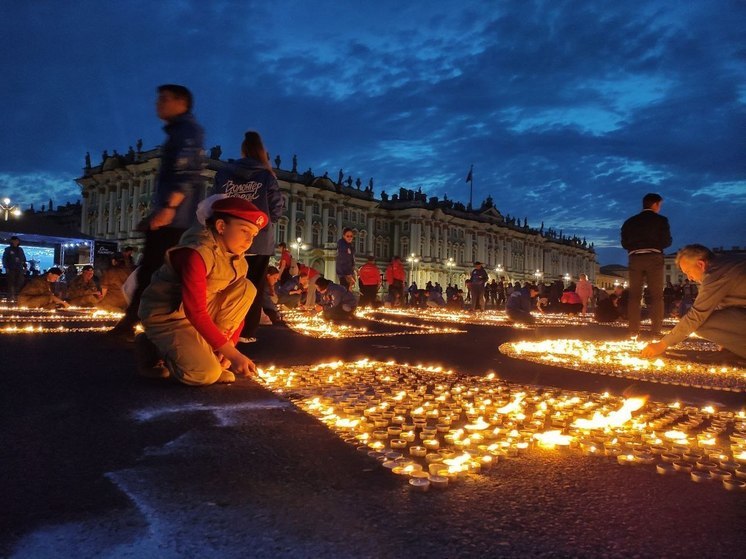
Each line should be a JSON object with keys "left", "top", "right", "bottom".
{"left": 0, "top": 307, "right": 123, "bottom": 334}
{"left": 282, "top": 308, "right": 463, "bottom": 339}
{"left": 257, "top": 359, "right": 746, "bottom": 494}
{"left": 501, "top": 339, "right": 746, "bottom": 392}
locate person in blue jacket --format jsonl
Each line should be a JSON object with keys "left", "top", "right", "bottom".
{"left": 506, "top": 284, "right": 540, "bottom": 324}
{"left": 314, "top": 277, "right": 357, "bottom": 321}
{"left": 213, "top": 131, "right": 284, "bottom": 342}
{"left": 336, "top": 228, "right": 356, "bottom": 291}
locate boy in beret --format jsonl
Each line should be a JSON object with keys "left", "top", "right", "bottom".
{"left": 137, "top": 196, "right": 267, "bottom": 385}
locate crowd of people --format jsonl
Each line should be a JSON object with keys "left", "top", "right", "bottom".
{"left": 2, "top": 85, "right": 744, "bottom": 386}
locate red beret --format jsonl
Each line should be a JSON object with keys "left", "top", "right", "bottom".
{"left": 210, "top": 197, "right": 268, "bottom": 229}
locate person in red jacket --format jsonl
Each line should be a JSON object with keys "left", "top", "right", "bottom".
{"left": 358, "top": 256, "right": 381, "bottom": 308}
{"left": 385, "top": 255, "right": 406, "bottom": 307}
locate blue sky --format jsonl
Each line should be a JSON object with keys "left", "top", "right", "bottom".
{"left": 1, "top": 0, "right": 744, "bottom": 264}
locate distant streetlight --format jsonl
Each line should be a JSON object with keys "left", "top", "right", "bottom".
{"left": 534, "top": 269, "right": 543, "bottom": 283}
{"left": 495, "top": 264, "right": 504, "bottom": 276}
{"left": 563, "top": 273, "right": 571, "bottom": 285}
{"left": 407, "top": 252, "right": 419, "bottom": 284}
{"left": 1, "top": 197, "right": 22, "bottom": 221}
{"left": 446, "top": 257, "right": 455, "bottom": 285}
{"left": 290, "top": 236, "right": 308, "bottom": 262}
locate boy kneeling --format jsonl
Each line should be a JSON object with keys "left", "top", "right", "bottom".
{"left": 137, "top": 197, "right": 267, "bottom": 385}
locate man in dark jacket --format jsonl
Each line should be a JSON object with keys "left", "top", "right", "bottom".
{"left": 621, "top": 193, "right": 672, "bottom": 336}
{"left": 469, "top": 261, "right": 489, "bottom": 311}
{"left": 2, "top": 236, "right": 26, "bottom": 302}
{"left": 110, "top": 84, "right": 204, "bottom": 338}
{"left": 506, "top": 284, "right": 539, "bottom": 324}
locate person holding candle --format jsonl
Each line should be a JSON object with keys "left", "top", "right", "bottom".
{"left": 136, "top": 196, "right": 268, "bottom": 385}
{"left": 641, "top": 244, "right": 746, "bottom": 361}
{"left": 314, "top": 276, "right": 357, "bottom": 321}
{"left": 505, "top": 284, "right": 540, "bottom": 324}
{"left": 18, "top": 267, "right": 69, "bottom": 309}
{"left": 66, "top": 265, "right": 102, "bottom": 307}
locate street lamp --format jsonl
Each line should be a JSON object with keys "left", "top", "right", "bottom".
{"left": 446, "top": 257, "right": 455, "bottom": 285}
{"left": 290, "top": 236, "right": 308, "bottom": 262}
{"left": 407, "top": 252, "right": 419, "bottom": 284}
{"left": 563, "top": 273, "right": 571, "bottom": 286}
{"left": 1, "top": 197, "right": 22, "bottom": 221}
{"left": 534, "top": 269, "right": 543, "bottom": 283}
{"left": 495, "top": 264, "right": 503, "bottom": 277}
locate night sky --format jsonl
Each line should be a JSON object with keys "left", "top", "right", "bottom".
{"left": 1, "top": 1, "right": 744, "bottom": 264}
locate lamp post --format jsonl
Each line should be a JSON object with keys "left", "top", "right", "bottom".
{"left": 446, "top": 257, "right": 455, "bottom": 286}
{"left": 534, "top": 269, "right": 543, "bottom": 284}
{"left": 1, "top": 198, "right": 22, "bottom": 221}
{"left": 407, "top": 252, "right": 419, "bottom": 285}
{"left": 290, "top": 236, "right": 308, "bottom": 263}
{"left": 563, "top": 273, "right": 571, "bottom": 286}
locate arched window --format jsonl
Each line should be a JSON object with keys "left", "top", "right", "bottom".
{"left": 277, "top": 218, "right": 287, "bottom": 245}
{"left": 295, "top": 220, "right": 304, "bottom": 241}
{"left": 356, "top": 230, "right": 366, "bottom": 255}
{"left": 400, "top": 237, "right": 410, "bottom": 258}
{"left": 312, "top": 222, "right": 322, "bottom": 247}
{"left": 312, "top": 202, "right": 321, "bottom": 216}
{"left": 327, "top": 224, "right": 337, "bottom": 244}
{"left": 458, "top": 244, "right": 465, "bottom": 265}
{"left": 296, "top": 198, "right": 304, "bottom": 212}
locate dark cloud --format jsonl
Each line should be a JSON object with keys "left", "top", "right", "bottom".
{"left": 1, "top": 0, "right": 744, "bottom": 264}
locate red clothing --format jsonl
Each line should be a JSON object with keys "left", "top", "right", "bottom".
{"left": 279, "top": 249, "right": 292, "bottom": 269}
{"left": 560, "top": 291, "right": 582, "bottom": 305}
{"left": 170, "top": 248, "right": 241, "bottom": 350}
{"left": 298, "top": 263, "right": 319, "bottom": 280}
{"left": 359, "top": 262, "right": 381, "bottom": 286}
{"left": 385, "top": 260, "right": 405, "bottom": 284}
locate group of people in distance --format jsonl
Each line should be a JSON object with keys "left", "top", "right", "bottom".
{"left": 2, "top": 235, "right": 134, "bottom": 312}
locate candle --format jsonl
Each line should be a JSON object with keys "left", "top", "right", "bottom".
{"left": 423, "top": 439, "right": 440, "bottom": 451}
{"left": 722, "top": 478, "right": 746, "bottom": 492}
{"left": 390, "top": 439, "right": 408, "bottom": 450}
{"left": 428, "top": 474, "right": 449, "bottom": 489}
{"left": 656, "top": 463, "right": 676, "bottom": 475}
{"left": 408, "top": 477, "right": 430, "bottom": 492}
{"left": 410, "top": 446, "right": 427, "bottom": 458}
{"left": 673, "top": 461, "right": 693, "bottom": 473}
{"left": 690, "top": 470, "right": 710, "bottom": 483}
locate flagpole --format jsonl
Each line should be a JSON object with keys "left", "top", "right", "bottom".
{"left": 468, "top": 164, "right": 473, "bottom": 209}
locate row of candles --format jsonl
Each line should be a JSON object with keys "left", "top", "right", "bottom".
{"left": 0, "top": 307, "right": 123, "bottom": 334}
{"left": 257, "top": 359, "right": 746, "bottom": 493}
{"left": 282, "top": 308, "right": 462, "bottom": 339}
{"left": 501, "top": 339, "right": 746, "bottom": 392}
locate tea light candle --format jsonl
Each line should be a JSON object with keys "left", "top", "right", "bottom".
{"left": 410, "top": 446, "right": 427, "bottom": 457}
{"left": 428, "top": 474, "right": 449, "bottom": 489}
{"left": 691, "top": 470, "right": 710, "bottom": 483}
{"left": 673, "top": 461, "right": 693, "bottom": 473}
{"left": 723, "top": 479, "right": 746, "bottom": 491}
{"left": 656, "top": 463, "right": 676, "bottom": 475}
{"left": 390, "top": 439, "right": 408, "bottom": 450}
{"left": 409, "top": 477, "right": 430, "bottom": 492}
{"left": 387, "top": 426, "right": 402, "bottom": 437}
{"left": 423, "top": 439, "right": 440, "bottom": 451}
{"left": 618, "top": 454, "right": 637, "bottom": 466}
{"left": 429, "top": 462, "right": 448, "bottom": 475}
{"left": 401, "top": 431, "right": 416, "bottom": 443}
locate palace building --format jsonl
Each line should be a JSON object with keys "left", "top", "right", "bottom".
{"left": 76, "top": 147, "right": 596, "bottom": 287}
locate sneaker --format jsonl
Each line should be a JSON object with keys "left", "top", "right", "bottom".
{"left": 216, "top": 369, "right": 236, "bottom": 383}
{"left": 238, "top": 337, "right": 257, "bottom": 344}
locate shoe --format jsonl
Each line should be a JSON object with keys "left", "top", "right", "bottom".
{"left": 135, "top": 333, "right": 169, "bottom": 378}
{"left": 138, "top": 361, "right": 171, "bottom": 379}
{"left": 238, "top": 337, "right": 257, "bottom": 344}
{"left": 216, "top": 369, "right": 236, "bottom": 383}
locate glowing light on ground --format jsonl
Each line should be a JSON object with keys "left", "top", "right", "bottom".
{"left": 257, "top": 359, "right": 746, "bottom": 494}
{"left": 0, "top": 307, "right": 123, "bottom": 334}
{"left": 501, "top": 339, "right": 746, "bottom": 392}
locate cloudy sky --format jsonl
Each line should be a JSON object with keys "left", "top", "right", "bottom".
{"left": 1, "top": 0, "right": 744, "bottom": 264}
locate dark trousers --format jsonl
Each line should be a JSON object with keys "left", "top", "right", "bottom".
{"left": 121, "top": 227, "right": 185, "bottom": 328}
{"left": 359, "top": 284, "right": 379, "bottom": 307}
{"left": 242, "top": 254, "right": 271, "bottom": 338}
{"left": 507, "top": 308, "right": 535, "bottom": 324}
{"left": 7, "top": 268, "right": 25, "bottom": 301}
{"left": 628, "top": 252, "right": 664, "bottom": 334}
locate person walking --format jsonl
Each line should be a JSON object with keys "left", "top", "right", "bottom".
{"left": 213, "top": 131, "right": 283, "bottom": 344}
{"left": 109, "top": 84, "right": 205, "bottom": 338}
{"left": 621, "top": 193, "right": 672, "bottom": 336}
{"left": 2, "top": 236, "right": 26, "bottom": 302}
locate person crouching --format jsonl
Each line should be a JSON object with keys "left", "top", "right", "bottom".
{"left": 314, "top": 277, "right": 357, "bottom": 321}
{"left": 137, "top": 196, "right": 268, "bottom": 385}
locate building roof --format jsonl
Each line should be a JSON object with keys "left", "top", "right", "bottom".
{"left": 0, "top": 213, "right": 94, "bottom": 244}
